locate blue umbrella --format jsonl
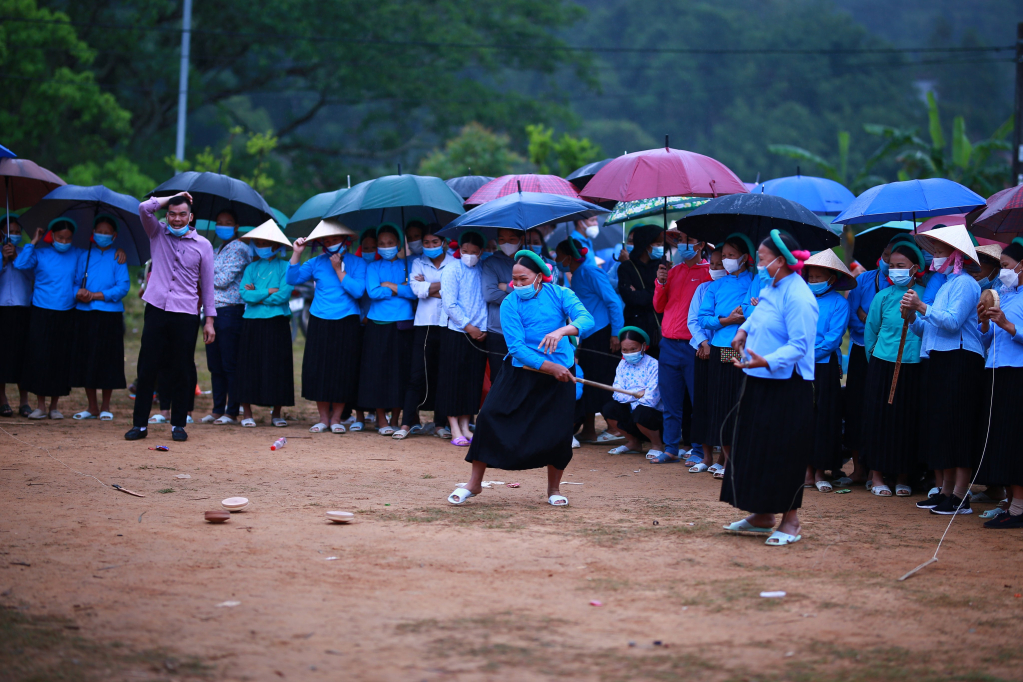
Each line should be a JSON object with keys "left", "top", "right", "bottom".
{"left": 755, "top": 173, "right": 855, "bottom": 216}
{"left": 19, "top": 185, "right": 150, "bottom": 265}
{"left": 438, "top": 191, "right": 609, "bottom": 241}
{"left": 0, "top": 144, "right": 15, "bottom": 159}
{"left": 445, "top": 175, "right": 494, "bottom": 200}
{"left": 834, "top": 179, "right": 985, "bottom": 226}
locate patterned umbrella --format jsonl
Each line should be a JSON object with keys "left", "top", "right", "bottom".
{"left": 606, "top": 196, "right": 712, "bottom": 225}
{"left": 465, "top": 174, "right": 580, "bottom": 207}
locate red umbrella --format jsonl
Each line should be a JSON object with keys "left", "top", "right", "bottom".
{"left": 0, "top": 158, "right": 66, "bottom": 209}
{"left": 465, "top": 174, "right": 580, "bottom": 207}
{"left": 969, "top": 184, "right": 1023, "bottom": 239}
{"left": 580, "top": 140, "right": 747, "bottom": 206}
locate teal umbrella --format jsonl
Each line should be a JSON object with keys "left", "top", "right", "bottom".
{"left": 606, "top": 195, "right": 712, "bottom": 225}
{"left": 287, "top": 189, "right": 347, "bottom": 238}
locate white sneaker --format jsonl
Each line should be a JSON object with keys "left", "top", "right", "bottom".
{"left": 571, "top": 436, "right": 581, "bottom": 449}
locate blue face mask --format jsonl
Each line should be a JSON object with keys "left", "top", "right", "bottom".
{"left": 255, "top": 246, "right": 277, "bottom": 259}
{"left": 677, "top": 245, "right": 696, "bottom": 262}
{"left": 807, "top": 281, "right": 830, "bottom": 296}
{"left": 623, "top": 351, "right": 644, "bottom": 365}
{"left": 215, "top": 226, "right": 235, "bottom": 241}
{"left": 556, "top": 262, "right": 571, "bottom": 273}
{"left": 514, "top": 276, "right": 540, "bottom": 299}
{"left": 625, "top": 244, "right": 634, "bottom": 254}
{"left": 889, "top": 269, "right": 914, "bottom": 287}
{"left": 423, "top": 245, "right": 444, "bottom": 259}
{"left": 167, "top": 225, "right": 190, "bottom": 237}
{"left": 93, "top": 233, "right": 115, "bottom": 248}
{"left": 325, "top": 243, "right": 344, "bottom": 255}
{"left": 378, "top": 246, "right": 399, "bottom": 260}
{"left": 878, "top": 259, "right": 889, "bottom": 277}
{"left": 758, "top": 258, "right": 779, "bottom": 288}
{"left": 650, "top": 246, "right": 664, "bottom": 260}
{"left": 529, "top": 244, "right": 543, "bottom": 255}
{"left": 6, "top": 234, "right": 21, "bottom": 246}
{"left": 978, "top": 276, "right": 994, "bottom": 291}
{"left": 52, "top": 240, "right": 73, "bottom": 253}
{"left": 362, "top": 251, "right": 376, "bottom": 262}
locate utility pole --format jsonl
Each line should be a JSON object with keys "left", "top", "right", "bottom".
{"left": 175, "top": 0, "right": 193, "bottom": 162}
{"left": 1013, "top": 22, "right": 1023, "bottom": 186}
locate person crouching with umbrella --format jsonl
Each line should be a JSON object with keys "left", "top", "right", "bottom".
{"left": 70, "top": 215, "right": 130, "bottom": 421}
{"left": 447, "top": 250, "right": 594, "bottom": 507}
{"left": 722, "top": 230, "right": 816, "bottom": 546}
{"left": 902, "top": 225, "right": 984, "bottom": 515}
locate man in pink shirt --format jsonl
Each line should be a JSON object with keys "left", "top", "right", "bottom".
{"left": 125, "top": 192, "right": 216, "bottom": 442}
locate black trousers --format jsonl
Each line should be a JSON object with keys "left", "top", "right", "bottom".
{"left": 402, "top": 325, "right": 446, "bottom": 427}
{"left": 133, "top": 304, "right": 200, "bottom": 428}
{"left": 486, "top": 332, "right": 509, "bottom": 385}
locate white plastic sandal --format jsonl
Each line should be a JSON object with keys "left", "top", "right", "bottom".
{"left": 73, "top": 411, "right": 95, "bottom": 420}
{"left": 240, "top": 418, "right": 256, "bottom": 427}
{"left": 49, "top": 410, "right": 64, "bottom": 420}
{"left": 608, "top": 445, "right": 642, "bottom": 455}
{"left": 331, "top": 423, "right": 346, "bottom": 434}
{"left": 548, "top": 495, "right": 569, "bottom": 506}
{"left": 815, "top": 481, "right": 833, "bottom": 493}
{"left": 200, "top": 414, "right": 216, "bottom": 424}
{"left": 448, "top": 487, "right": 475, "bottom": 505}
{"left": 871, "top": 484, "right": 893, "bottom": 497}
{"left": 391, "top": 428, "right": 410, "bottom": 440}
{"left": 272, "top": 417, "right": 287, "bottom": 428}
{"left": 689, "top": 463, "right": 709, "bottom": 473}
{"left": 99, "top": 411, "right": 114, "bottom": 421}
{"left": 213, "top": 415, "right": 235, "bottom": 425}
{"left": 148, "top": 414, "right": 167, "bottom": 424}
{"left": 378, "top": 426, "right": 395, "bottom": 436}
{"left": 765, "top": 530, "right": 802, "bottom": 546}
{"left": 895, "top": 484, "right": 912, "bottom": 497}
{"left": 309, "top": 422, "right": 328, "bottom": 433}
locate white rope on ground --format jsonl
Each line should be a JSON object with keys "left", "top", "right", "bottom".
{"left": 0, "top": 425, "right": 109, "bottom": 489}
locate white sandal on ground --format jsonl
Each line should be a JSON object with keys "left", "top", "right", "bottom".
{"left": 723, "top": 519, "right": 773, "bottom": 534}
{"left": 448, "top": 487, "right": 475, "bottom": 505}
{"left": 871, "top": 484, "right": 893, "bottom": 497}
{"left": 895, "top": 484, "right": 912, "bottom": 497}
{"left": 49, "top": 410, "right": 64, "bottom": 419}
{"left": 596, "top": 431, "right": 624, "bottom": 443}
{"left": 213, "top": 415, "right": 235, "bottom": 425}
{"left": 708, "top": 463, "right": 724, "bottom": 474}
{"left": 200, "top": 414, "right": 216, "bottom": 424}
{"left": 689, "top": 463, "right": 709, "bottom": 473}
{"left": 241, "top": 418, "right": 256, "bottom": 427}
{"left": 73, "top": 411, "right": 95, "bottom": 420}
{"left": 272, "top": 417, "right": 287, "bottom": 427}
{"left": 391, "top": 428, "right": 410, "bottom": 440}
{"left": 99, "top": 411, "right": 114, "bottom": 421}
{"left": 378, "top": 426, "right": 395, "bottom": 436}
{"left": 148, "top": 414, "right": 167, "bottom": 424}
{"left": 765, "top": 530, "right": 802, "bottom": 546}
{"left": 608, "top": 445, "right": 643, "bottom": 455}
{"left": 548, "top": 495, "right": 569, "bottom": 506}
{"left": 331, "top": 423, "right": 346, "bottom": 434}
{"left": 815, "top": 481, "right": 833, "bottom": 493}
{"left": 309, "top": 422, "right": 328, "bottom": 433}
{"left": 27, "top": 409, "right": 47, "bottom": 420}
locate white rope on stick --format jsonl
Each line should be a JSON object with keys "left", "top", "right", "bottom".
{"left": 0, "top": 425, "right": 109, "bottom": 489}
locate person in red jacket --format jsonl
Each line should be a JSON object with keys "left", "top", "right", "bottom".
{"left": 652, "top": 229, "right": 711, "bottom": 463}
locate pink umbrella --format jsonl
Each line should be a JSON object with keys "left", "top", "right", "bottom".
{"left": 968, "top": 184, "right": 1023, "bottom": 239}
{"left": 0, "top": 158, "right": 66, "bottom": 209}
{"left": 465, "top": 174, "right": 580, "bottom": 207}
{"left": 918, "top": 212, "right": 1005, "bottom": 246}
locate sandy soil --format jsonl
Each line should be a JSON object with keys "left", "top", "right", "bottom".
{"left": 1, "top": 389, "right": 1022, "bottom": 681}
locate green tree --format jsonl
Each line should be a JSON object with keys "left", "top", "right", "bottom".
{"left": 165, "top": 126, "right": 282, "bottom": 201}
{"left": 65, "top": 156, "right": 155, "bottom": 199}
{"left": 0, "top": 0, "right": 132, "bottom": 173}
{"left": 418, "top": 123, "right": 524, "bottom": 178}
{"left": 526, "top": 124, "right": 602, "bottom": 176}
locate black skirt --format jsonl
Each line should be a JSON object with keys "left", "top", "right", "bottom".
{"left": 24, "top": 306, "right": 74, "bottom": 397}
{"left": 974, "top": 367, "right": 1023, "bottom": 486}
{"left": 705, "top": 346, "right": 745, "bottom": 447}
{"left": 579, "top": 325, "right": 618, "bottom": 415}
{"left": 301, "top": 314, "right": 362, "bottom": 403}
{"left": 236, "top": 316, "right": 294, "bottom": 407}
{"left": 810, "top": 355, "right": 843, "bottom": 471}
{"left": 860, "top": 358, "right": 921, "bottom": 475}
{"left": 466, "top": 364, "right": 575, "bottom": 470}
{"left": 601, "top": 399, "right": 663, "bottom": 439}
{"left": 843, "top": 344, "right": 868, "bottom": 450}
{"left": 357, "top": 321, "right": 413, "bottom": 409}
{"left": 720, "top": 373, "right": 814, "bottom": 514}
{"left": 436, "top": 328, "right": 487, "bottom": 416}
{"left": 0, "top": 305, "right": 31, "bottom": 384}
{"left": 922, "top": 349, "right": 984, "bottom": 470}
{"left": 690, "top": 356, "right": 710, "bottom": 445}
{"left": 70, "top": 309, "right": 126, "bottom": 390}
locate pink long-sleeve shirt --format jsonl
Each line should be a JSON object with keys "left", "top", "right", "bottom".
{"left": 138, "top": 197, "right": 217, "bottom": 316}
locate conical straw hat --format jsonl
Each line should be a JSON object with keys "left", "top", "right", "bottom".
{"left": 804, "top": 248, "right": 857, "bottom": 291}
{"left": 915, "top": 224, "right": 979, "bottom": 265}
{"left": 241, "top": 219, "right": 292, "bottom": 247}
{"left": 975, "top": 243, "right": 1002, "bottom": 263}
{"left": 306, "top": 218, "right": 356, "bottom": 241}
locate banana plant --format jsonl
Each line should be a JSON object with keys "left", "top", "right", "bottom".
{"left": 768, "top": 130, "right": 889, "bottom": 194}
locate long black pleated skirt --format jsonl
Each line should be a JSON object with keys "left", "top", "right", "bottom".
{"left": 843, "top": 344, "right": 868, "bottom": 450}
{"left": 436, "top": 327, "right": 487, "bottom": 416}
{"left": 974, "top": 367, "right": 1023, "bottom": 486}
{"left": 810, "top": 355, "right": 843, "bottom": 471}
{"left": 236, "top": 316, "right": 294, "bottom": 406}
{"left": 860, "top": 358, "right": 922, "bottom": 476}
{"left": 357, "top": 321, "right": 413, "bottom": 409}
{"left": 690, "top": 356, "right": 711, "bottom": 445}
{"left": 24, "top": 306, "right": 74, "bottom": 397}
{"left": 922, "top": 349, "right": 984, "bottom": 470}
{"left": 301, "top": 314, "right": 362, "bottom": 403}
{"left": 705, "top": 346, "right": 744, "bottom": 447}
{"left": 70, "top": 309, "right": 126, "bottom": 390}
{"left": 720, "top": 373, "right": 814, "bottom": 514}
{"left": 579, "top": 325, "right": 617, "bottom": 415}
{"left": 0, "top": 305, "right": 31, "bottom": 384}
{"left": 466, "top": 364, "right": 575, "bottom": 471}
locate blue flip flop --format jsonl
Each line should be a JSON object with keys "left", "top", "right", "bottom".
{"left": 649, "top": 451, "right": 682, "bottom": 464}
{"left": 723, "top": 519, "right": 774, "bottom": 534}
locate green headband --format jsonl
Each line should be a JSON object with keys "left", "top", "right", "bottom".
{"left": 891, "top": 241, "right": 926, "bottom": 270}
{"left": 770, "top": 229, "right": 797, "bottom": 266}
{"left": 94, "top": 212, "right": 119, "bottom": 230}
{"left": 1013, "top": 237, "right": 1023, "bottom": 251}
{"left": 618, "top": 325, "right": 650, "bottom": 345}
{"left": 969, "top": 232, "right": 980, "bottom": 247}
{"left": 48, "top": 216, "right": 77, "bottom": 232}
{"left": 724, "top": 232, "right": 757, "bottom": 272}
{"left": 513, "top": 249, "right": 551, "bottom": 278}
{"left": 887, "top": 233, "right": 915, "bottom": 247}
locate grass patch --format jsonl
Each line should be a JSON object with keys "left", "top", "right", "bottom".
{"left": 156, "top": 488, "right": 175, "bottom": 494}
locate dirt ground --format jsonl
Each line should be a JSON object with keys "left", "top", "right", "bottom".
{"left": 2, "top": 378, "right": 1022, "bottom": 682}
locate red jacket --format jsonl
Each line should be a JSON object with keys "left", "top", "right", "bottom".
{"left": 653, "top": 261, "right": 711, "bottom": 341}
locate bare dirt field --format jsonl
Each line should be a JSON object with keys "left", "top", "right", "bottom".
{"left": 2, "top": 380, "right": 1022, "bottom": 682}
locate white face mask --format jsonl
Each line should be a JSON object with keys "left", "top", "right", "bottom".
{"left": 723, "top": 257, "right": 743, "bottom": 274}
{"left": 461, "top": 253, "right": 479, "bottom": 268}
{"left": 585, "top": 225, "right": 600, "bottom": 239}
{"left": 998, "top": 265, "right": 1020, "bottom": 288}
{"left": 499, "top": 242, "right": 519, "bottom": 257}
{"left": 931, "top": 256, "right": 948, "bottom": 272}
{"left": 709, "top": 268, "right": 727, "bottom": 280}
{"left": 407, "top": 240, "right": 423, "bottom": 255}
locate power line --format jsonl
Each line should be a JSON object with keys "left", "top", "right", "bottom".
{"left": 1, "top": 16, "right": 1015, "bottom": 56}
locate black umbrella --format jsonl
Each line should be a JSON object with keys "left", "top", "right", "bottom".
{"left": 565, "top": 158, "right": 614, "bottom": 190}
{"left": 680, "top": 193, "right": 839, "bottom": 252}
{"left": 147, "top": 171, "right": 275, "bottom": 228}
{"left": 19, "top": 185, "right": 150, "bottom": 265}
{"left": 444, "top": 175, "right": 494, "bottom": 200}
{"left": 851, "top": 222, "right": 913, "bottom": 267}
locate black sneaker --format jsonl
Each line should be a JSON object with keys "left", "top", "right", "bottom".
{"left": 916, "top": 493, "right": 946, "bottom": 509}
{"left": 930, "top": 494, "right": 972, "bottom": 515}
{"left": 124, "top": 427, "right": 148, "bottom": 441}
{"left": 984, "top": 511, "right": 1023, "bottom": 528}
{"left": 172, "top": 427, "right": 188, "bottom": 442}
